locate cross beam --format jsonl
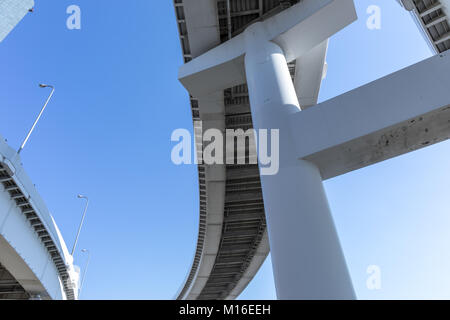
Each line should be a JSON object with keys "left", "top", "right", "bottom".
{"left": 179, "top": 0, "right": 357, "bottom": 97}
{"left": 291, "top": 51, "right": 450, "bottom": 180}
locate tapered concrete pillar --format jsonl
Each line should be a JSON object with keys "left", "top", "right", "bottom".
{"left": 244, "top": 23, "right": 355, "bottom": 300}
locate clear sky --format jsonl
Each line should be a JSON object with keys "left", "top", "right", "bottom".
{"left": 1, "top": 0, "right": 449, "bottom": 300}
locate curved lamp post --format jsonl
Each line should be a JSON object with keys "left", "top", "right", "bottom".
{"left": 18, "top": 84, "right": 55, "bottom": 154}
{"left": 72, "top": 195, "right": 89, "bottom": 256}
{"left": 80, "top": 249, "right": 91, "bottom": 298}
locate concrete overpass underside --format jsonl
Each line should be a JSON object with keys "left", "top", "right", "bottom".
{"left": 409, "top": 0, "right": 450, "bottom": 53}
{"left": 174, "top": 0, "right": 450, "bottom": 301}
{"left": 174, "top": 0, "right": 302, "bottom": 300}
{"left": 0, "top": 263, "right": 28, "bottom": 300}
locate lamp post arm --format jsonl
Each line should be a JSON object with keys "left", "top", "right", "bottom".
{"left": 72, "top": 197, "right": 89, "bottom": 256}
{"left": 18, "top": 85, "right": 55, "bottom": 154}
{"left": 80, "top": 251, "right": 91, "bottom": 297}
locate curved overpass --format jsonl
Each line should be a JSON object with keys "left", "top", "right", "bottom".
{"left": 174, "top": 0, "right": 307, "bottom": 300}
{"left": 0, "top": 135, "right": 78, "bottom": 300}
{"left": 398, "top": 0, "right": 450, "bottom": 54}
{"left": 174, "top": 0, "right": 450, "bottom": 300}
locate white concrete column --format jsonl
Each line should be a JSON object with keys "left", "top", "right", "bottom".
{"left": 244, "top": 23, "right": 355, "bottom": 300}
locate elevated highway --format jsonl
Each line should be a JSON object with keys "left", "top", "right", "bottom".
{"left": 0, "top": 135, "right": 79, "bottom": 300}
{"left": 0, "top": 0, "right": 80, "bottom": 301}
{"left": 174, "top": 0, "right": 450, "bottom": 300}
{"left": 399, "top": 0, "right": 450, "bottom": 53}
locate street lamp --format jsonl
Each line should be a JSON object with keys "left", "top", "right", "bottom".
{"left": 71, "top": 195, "right": 89, "bottom": 256}
{"left": 17, "top": 84, "right": 55, "bottom": 154}
{"left": 80, "top": 249, "right": 91, "bottom": 298}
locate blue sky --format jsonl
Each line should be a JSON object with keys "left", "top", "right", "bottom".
{"left": 1, "top": 0, "right": 449, "bottom": 300}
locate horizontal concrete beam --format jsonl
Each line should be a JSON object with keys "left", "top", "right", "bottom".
{"left": 179, "top": 0, "right": 357, "bottom": 97}
{"left": 290, "top": 51, "right": 450, "bottom": 180}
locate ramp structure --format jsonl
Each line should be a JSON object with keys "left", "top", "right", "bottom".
{"left": 0, "top": 137, "right": 79, "bottom": 300}
{"left": 174, "top": 0, "right": 450, "bottom": 300}
{"left": 398, "top": 0, "right": 450, "bottom": 53}
{"left": 0, "top": 1, "right": 79, "bottom": 300}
